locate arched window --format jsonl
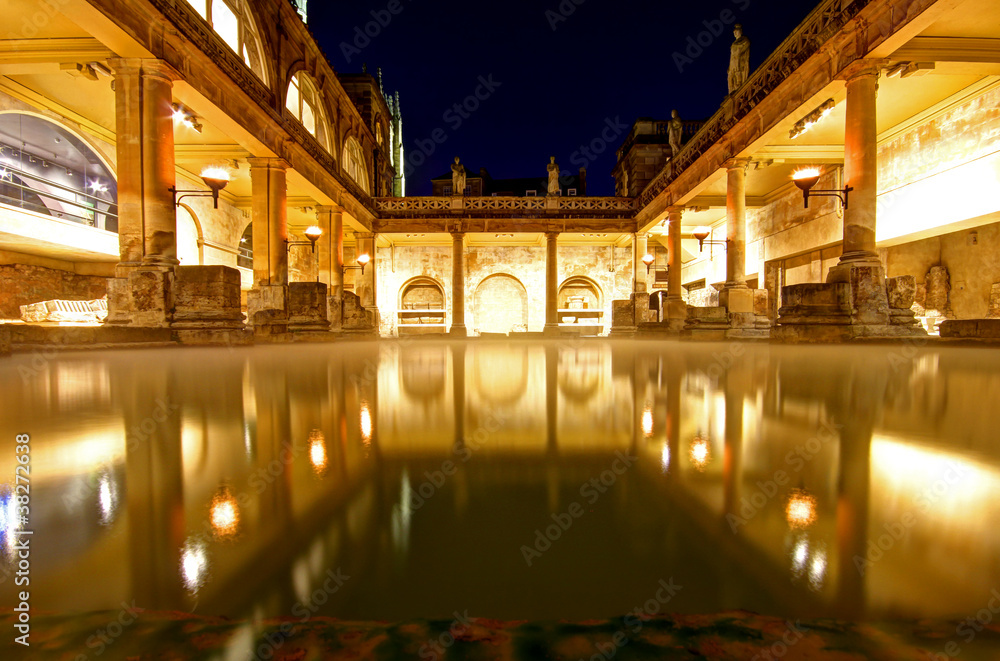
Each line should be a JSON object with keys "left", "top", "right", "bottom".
{"left": 342, "top": 136, "right": 369, "bottom": 193}
{"left": 286, "top": 72, "right": 330, "bottom": 150}
{"left": 183, "top": 0, "right": 269, "bottom": 84}
{"left": 0, "top": 113, "right": 117, "bottom": 231}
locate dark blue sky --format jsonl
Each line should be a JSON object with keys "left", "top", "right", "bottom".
{"left": 310, "top": 0, "right": 814, "bottom": 195}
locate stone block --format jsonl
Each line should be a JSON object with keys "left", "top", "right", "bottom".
{"left": 848, "top": 265, "right": 889, "bottom": 326}
{"left": 173, "top": 266, "right": 244, "bottom": 329}
{"left": 106, "top": 277, "right": 133, "bottom": 325}
{"left": 0, "top": 324, "right": 10, "bottom": 356}
{"left": 988, "top": 283, "right": 1000, "bottom": 319}
{"left": 753, "top": 289, "right": 769, "bottom": 317}
{"left": 940, "top": 319, "right": 1000, "bottom": 339}
{"left": 288, "top": 282, "right": 329, "bottom": 331}
{"left": 342, "top": 291, "right": 376, "bottom": 333}
{"left": 780, "top": 283, "right": 851, "bottom": 310}
{"left": 328, "top": 294, "right": 343, "bottom": 331}
{"left": 247, "top": 284, "right": 287, "bottom": 326}
{"left": 128, "top": 269, "right": 174, "bottom": 328}
{"left": 720, "top": 287, "right": 754, "bottom": 314}
{"left": 886, "top": 275, "right": 916, "bottom": 310}
{"left": 611, "top": 299, "right": 634, "bottom": 328}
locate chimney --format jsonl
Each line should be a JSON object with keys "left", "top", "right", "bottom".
{"left": 579, "top": 167, "right": 587, "bottom": 196}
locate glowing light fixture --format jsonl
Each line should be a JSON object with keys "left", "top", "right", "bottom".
{"left": 691, "top": 226, "right": 726, "bottom": 254}
{"left": 345, "top": 253, "right": 371, "bottom": 276}
{"left": 286, "top": 225, "right": 324, "bottom": 254}
{"left": 169, "top": 167, "right": 231, "bottom": 209}
{"left": 642, "top": 253, "right": 655, "bottom": 273}
{"left": 209, "top": 486, "right": 241, "bottom": 539}
{"left": 789, "top": 99, "right": 836, "bottom": 140}
{"left": 793, "top": 167, "right": 851, "bottom": 210}
{"left": 785, "top": 488, "right": 817, "bottom": 529}
{"left": 172, "top": 103, "right": 203, "bottom": 133}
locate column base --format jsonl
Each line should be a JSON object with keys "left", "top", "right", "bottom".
{"left": 288, "top": 282, "right": 330, "bottom": 332}
{"left": 542, "top": 323, "right": 562, "bottom": 337}
{"left": 247, "top": 284, "right": 288, "bottom": 328}
{"left": 127, "top": 267, "right": 175, "bottom": 328}
{"left": 172, "top": 266, "right": 244, "bottom": 330}
{"left": 449, "top": 325, "right": 468, "bottom": 337}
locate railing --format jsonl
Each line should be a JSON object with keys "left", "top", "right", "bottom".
{"left": 237, "top": 246, "right": 253, "bottom": 269}
{"left": 638, "top": 0, "right": 872, "bottom": 208}
{"left": 375, "top": 196, "right": 637, "bottom": 216}
{"left": 0, "top": 165, "right": 118, "bottom": 230}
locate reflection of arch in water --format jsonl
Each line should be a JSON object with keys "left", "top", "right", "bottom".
{"left": 558, "top": 276, "right": 603, "bottom": 310}
{"left": 558, "top": 347, "right": 603, "bottom": 402}
{"left": 472, "top": 345, "right": 529, "bottom": 406}
{"left": 473, "top": 273, "right": 528, "bottom": 334}
{"left": 399, "top": 347, "right": 448, "bottom": 400}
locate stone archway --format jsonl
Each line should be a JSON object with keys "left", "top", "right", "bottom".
{"left": 473, "top": 274, "right": 528, "bottom": 334}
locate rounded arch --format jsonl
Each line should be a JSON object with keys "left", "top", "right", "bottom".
{"left": 182, "top": 0, "right": 272, "bottom": 85}
{"left": 176, "top": 204, "right": 203, "bottom": 265}
{"left": 0, "top": 111, "right": 118, "bottom": 231}
{"left": 342, "top": 134, "right": 369, "bottom": 194}
{"left": 284, "top": 68, "right": 332, "bottom": 151}
{"left": 473, "top": 273, "right": 528, "bottom": 335}
{"left": 237, "top": 220, "right": 253, "bottom": 268}
{"left": 558, "top": 275, "right": 603, "bottom": 310}
{"left": 398, "top": 276, "right": 445, "bottom": 310}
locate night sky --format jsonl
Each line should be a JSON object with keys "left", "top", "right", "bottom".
{"left": 310, "top": 0, "right": 815, "bottom": 196}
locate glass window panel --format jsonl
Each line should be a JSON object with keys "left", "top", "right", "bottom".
{"left": 185, "top": 0, "right": 207, "bottom": 19}
{"left": 212, "top": 0, "right": 240, "bottom": 52}
{"left": 286, "top": 76, "right": 300, "bottom": 117}
{"left": 302, "top": 101, "right": 316, "bottom": 136}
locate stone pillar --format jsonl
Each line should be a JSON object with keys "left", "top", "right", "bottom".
{"left": 246, "top": 158, "right": 290, "bottom": 326}
{"left": 106, "top": 59, "right": 180, "bottom": 326}
{"left": 634, "top": 232, "right": 649, "bottom": 294}
{"left": 451, "top": 232, "right": 467, "bottom": 336}
{"left": 316, "top": 206, "right": 335, "bottom": 288}
{"left": 665, "top": 206, "right": 687, "bottom": 325}
{"left": 320, "top": 206, "right": 345, "bottom": 331}
{"left": 835, "top": 61, "right": 881, "bottom": 269}
{"left": 544, "top": 232, "right": 560, "bottom": 334}
{"left": 724, "top": 158, "right": 751, "bottom": 290}
{"left": 355, "top": 232, "right": 377, "bottom": 308}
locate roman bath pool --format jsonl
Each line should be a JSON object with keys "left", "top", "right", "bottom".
{"left": 2, "top": 339, "right": 1000, "bottom": 656}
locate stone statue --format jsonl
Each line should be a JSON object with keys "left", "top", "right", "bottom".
{"left": 451, "top": 157, "right": 466, "bottom": 196}
{"left": 728, "top": 24, "right": 750, "bottom": 94}
{"left": 547, "top": 156, "right": 560, "bottom": 196}
{"left": 668, "top": 109, "right": 683, "bottom": 155}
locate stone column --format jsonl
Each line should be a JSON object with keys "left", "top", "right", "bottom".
{"left": 665, "top": 206, "right": 687, "bottom": 325}
{"left": 106, "top": 59, "right": 180, "bottom": 326}
{"left": 316, "top": 206, "right": 335, "bottom": 288}
{"left": 451, "top": 232, "right": 467, "bottom": 336}
{"left": 634, "top": 232, "right": 649, "bottom": 294}
{"left": 322, "top": 206, "right": 345, "bottom": 331}
{"left": 724, "top": 158, "right": 751, "bottom": 290}
{"left": 246, "top": 158, "right": 290, "bottom": 325}
{"left": 544, "top": 232, "right": 560, "bottom": 334}
{"left": 355, "top": 232, "right": 377, "bottom": 308}
{"left": 836, "top": 61, "right": 881, "bottom": 269}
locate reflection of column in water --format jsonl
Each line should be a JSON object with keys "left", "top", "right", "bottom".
{"left": 723, "top": 367, "right": 747, "bottom": 520}
{"left": 120, "top": 365, "right": 185, "bottom": 611}
{"left": 251, "top": 355, "right": 293, "bottom": 523}
{"left": 632, "top": 351, "right": 653, "bottom": 455}
{"left": 665, "top": 363, "right": 683, "bottom": 478}
{"left": 545, "top": 344, "right": 558, "bottom": 452}
{"left": 452, "top": 344, "right": 466, "bottom": 449}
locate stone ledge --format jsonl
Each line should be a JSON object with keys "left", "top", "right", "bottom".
{"left": 939, "top": 319, "right": 1000, "bottom": 339}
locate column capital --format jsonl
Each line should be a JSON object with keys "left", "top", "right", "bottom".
{"left": 108, "top": 58, "right": 180, "bottom": 81}
{"left": 247, "top": 157, "right": 290, "bottom": 171}
{"left": 666, "top": 206, "right": 685, "bottom": 218}
{"left": 724, "top": 157, "right": 753, "bottom": 172}
{"left": 316, "top": 204, "right": 345, "bottom": 215}
{"left": 838, "top": 59, "right": 888, "bottom": 83}
{"left": 544, "top": 231, "right": 560, "bottom": 241}
{"left": 450, "top": 231, "right": 466, "bottom": 241}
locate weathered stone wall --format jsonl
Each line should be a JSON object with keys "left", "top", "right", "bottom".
{"left": 886, "top": 220, "right": 1000, "bottom": 319}
{"left": 374, "top": 244, "right": 633, "bottom": 336}
{"left": 0, "top": 264, "right": 109, "bottom": 319}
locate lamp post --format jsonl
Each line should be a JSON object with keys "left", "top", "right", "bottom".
{"left": 343, "top": 253, "right": 370, "bottom": 276}
{"left": 169, "top": 167, "right": 230, "bottom": 209}
{"left": 284, "top": 225, "right": 324, "bottom": 253}
{"left": 642, "top": 253, "right": 655, "bottom": 273}
{"left": 692, "top": 226, "right": 728, "bottom": 253}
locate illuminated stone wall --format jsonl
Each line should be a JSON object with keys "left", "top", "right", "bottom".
{"left": 0, "top": 264, "right": 108, "bottom": 319}
{"left": 375, "top": 244, "right": 634, "bottom": 336}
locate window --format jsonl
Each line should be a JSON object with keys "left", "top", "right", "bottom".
{"left": 286, "top": 73, "right": 330, "bottom": 150}
{"left": 443, "top": 186, "right": 452, "bottom": 195}
{"left": 183, "top": 0, "right": 268, "bottom": 84}
{"left": 342, "top": 136, "right": 369, "bottom": 193}
{"left": 567, "top": 188, "right": 577, "bottom": 196}
{"left": 464, "top": 186, "right": 472, "bottom": 196}
{"left": 525, "top": 190, "right": 537, "bottom": 197}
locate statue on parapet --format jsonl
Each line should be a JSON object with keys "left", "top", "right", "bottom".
{"left": 451, "top": 157, "right": 466, "bottom": 196}
{"left": 728, "top": 24, "right": 750, "bottom": 94}
{"left": 668, "top": 109, "right": 683, "bottom": 155}
{"left": 547, "top": 156, "right": 560, "bottom": 196}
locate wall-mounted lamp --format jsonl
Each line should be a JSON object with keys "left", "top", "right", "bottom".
{"left": 172, "top": 103, "right": 203, "bottom": 133}
{"left": 792, "top": 168, "right": 852, "bottom": 210}
{"left": 691, "top": 226, "right": 727, "bottom": 253}
{"left": 343, "top": 253, "right": 371, "bottom": 275}
{"left": 285, "top": 225, "right": 324, "bottom": 254}
{"left": 642, "top": 253, "right": 655, "bottom": 273}
{"left": 169, "top": 167, "right": 230, "bottom": 209}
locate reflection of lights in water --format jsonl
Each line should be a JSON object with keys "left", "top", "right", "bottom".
{"left": 210, "top": 486, "right": 241, "bottom": 539}
{"left": 1, "top": 488, "right": 18, "bottom": 560}
{"left": 180, "top": 537, "right": 210, "bottom": 595}
{"left": 661, "top": 444, "right": 671, "bottom": 473}
{"left": 641, "top": 407, "right": 653, "bottom": 437}
{"left": 97, "top": 470, "right": 119, "bottom": 526}
{"left": 791, "top": 536, "right": 809, "bottom": 578}
{"left": 786, "top": 489, "right": 817, "bottom": 529}
{"left": 809, "top": 547, "right": 827, "bottom": 591}
{"left": 391, "top": 470, "right": 412, "bottom": 558}
{"left": 309, "top": 429, "right": 328, "bottom": 475}
{"left": 360, "top": 402, "right": 372, "bottom": 445}
{"left": 690, "top": 436, "right": 711, "bottom": 471}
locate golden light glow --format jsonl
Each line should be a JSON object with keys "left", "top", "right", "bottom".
{"left": 200, "top": 167, "right": 231, "bottom": 183}
{"left": 180, "top": 537, "right": 210, "bottom": 595}
{"left": 357, "top": 253, "right": 371, "bottom": 267}
{"left": 309, "top": 429, "right": 328, "bottom": 475}
{"left": 661, "top": 444, "right": 671, "bottom": 473}
{"left": 210, "top": 486, "right": 241, "bottom": 539}
{"left": 690, "top": 436, "right": 711, "bottom": 471}
{"left": 792, "top": 167, "right": 821, "bottom": 181}
{"left": 786, "top": 488, "right": 817, "bottom": 529}
{"left": 641, "top": 406, "right": 653, "bottom": 437}
{"left": 642, "top": 253, "right": 655, "bottom": 267}
{"left": 360, "top": 402, "right": 372, "bottom": 445}
{"left": 304, "top": 225, "right": 323, "bottom": 241}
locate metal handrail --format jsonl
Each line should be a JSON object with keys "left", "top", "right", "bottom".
{"left": 0, "top": 164, "right": 118, "bottom": 225}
